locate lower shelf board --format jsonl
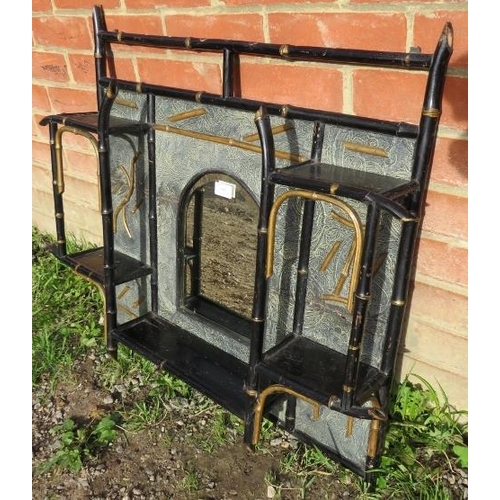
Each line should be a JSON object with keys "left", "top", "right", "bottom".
{"left": 112, "top": 312, "right": 249, "bottom": 418}
{"left": 256, "top": 335, "right": 383, "bottom": 413}
{"left": 51, "top": 246, "right": 152, "bottom": 285}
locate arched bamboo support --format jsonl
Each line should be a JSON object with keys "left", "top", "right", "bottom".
{"left": 266, "top": 189, "right": 364, "bottom": 312}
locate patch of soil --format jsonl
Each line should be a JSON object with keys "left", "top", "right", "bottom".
{"left": 32, "top": 350, "right": 359, "bottom": 499}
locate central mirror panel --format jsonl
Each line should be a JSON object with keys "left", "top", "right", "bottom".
{"left": 180, "top": 172, "right": 259, "bottom": 336}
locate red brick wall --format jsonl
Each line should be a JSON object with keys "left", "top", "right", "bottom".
{"left": 32, "top": 1, "right": 468, "bottom": 411}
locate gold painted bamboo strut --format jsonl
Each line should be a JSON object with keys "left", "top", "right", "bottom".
{"left": 366, "top": 398, "right": 387, "bottom": 458}
{"left": 153, "top": 124, "right": 306, "bottom": 163}
{"left": 266, "top": 190, "right": 363, "bottom": 312}
{"left": 252, "top": 385, "right": 321, "bottom": 445}
{"left": 168, "top": 108, "right": 207, "bottom": 122}
{"left": 55, "top": 126, "right": 99, "bottom": 198}
{"left": 343, "top": 141, "right": 388, "bottom": 158}
{"left": 115, "top": 97, "right": 138, "bottom": 109}
{"left": 113, "top": 152, "right": 140, "bottom": 237}
{"left": 243, "top": 122, "right": 294, "bottom": 143}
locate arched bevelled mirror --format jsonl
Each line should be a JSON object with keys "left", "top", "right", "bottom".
{"left": 179, "top": 172, "right": 259, "bottom": 338}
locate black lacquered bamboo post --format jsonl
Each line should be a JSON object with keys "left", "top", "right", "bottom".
{"left": 97, "top": 84, "right": 119, "bottom": 357}
{"left": 244, "top": 108, "right": 275, "bottom": 445}
{"left": 147, "top": 93, "right": 158, "bottom": 313}
{"left": 291, "top": 121, "right": 325, "bottom": 336}
{"left": 284, "top": 121, "right": 325, "bottom": 430}
{"left": 191, "top": 189, "right": 204, "bottom": 298}
{"left": 92, "top": 5, "right": 108, "bottom": 109}
{"left": 341, "top": 204, "right": 380, "bottom": 410}
{"left": 222, "top": 48, "right": 239, "bottom": 98}
{"left": 380, "top": 23, "right": 453, "bottom": 382}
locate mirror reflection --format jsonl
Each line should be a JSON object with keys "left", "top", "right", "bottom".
{"left": 182, "top": 173, "right": 259, "bottom": 323}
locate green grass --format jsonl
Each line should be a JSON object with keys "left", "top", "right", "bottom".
{"left": 32, "top": 227, "right": 468, "bottom": 497}
{"left": 32, "top": 228, "right": 103, "bottom": 389}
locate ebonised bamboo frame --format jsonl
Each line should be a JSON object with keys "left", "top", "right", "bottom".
{"left": 40, "top": 4, "right": 453, "bottom": 483}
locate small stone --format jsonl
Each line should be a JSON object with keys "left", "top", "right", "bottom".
{"left": 267, "top": 485, "right": 276, "bottom": 498}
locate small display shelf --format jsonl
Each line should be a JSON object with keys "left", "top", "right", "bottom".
{"left": 51, "top": 246, "right": 152, "bottom": 285}
{"left": 256, "top": 334, "right": 381, "bottom": 416}
{"left": 40, "top": 112, "right": 149, "bottom": 135}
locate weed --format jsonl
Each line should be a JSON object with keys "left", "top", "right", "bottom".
{"left": 180, "top": 462, "right": 201, "bottom": 493}
{"left": 125, "top": 398, "right": 168, "bottom": 431}
{"left": 199, "top": 408, "right": 241, "bottom": 452}
{"left": 365, "top": 373, "right": 468, "bottom": 498}
{"left": 150, "top": 371, "right": 192, "bottom": 400}
{"left": 37, "top": 415, "right": 119, "bottom": 474}
{"left": 264, "top": 468, "right": 282, "bottom": 499}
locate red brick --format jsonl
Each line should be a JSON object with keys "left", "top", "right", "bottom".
{"left": 240, "top": 62, "right": 343, "bottom": 112}
{"left": 440, "top": 75, "right": 468, "bottom": 131}
{"left": 353, "top": 0, "right": 461, "bottom": 2}
{"left": 63, "top": 149, "right": 100, "bottom": 180}
{"left": 416, "top": 238, "right": 467, "bottom": 287}
{"left": 58, "top": 128, "right": 97, "bottom": 153}
{"left": 397, "top": 356, "right": 467, "bottom": 411}
{"left": 32, "top": 51, "right": 69, "bottom": 82}
{"left": 32, "top": 164, "right": 51, "bottom": 197}
{"left": 68, "top": 53, "right": 96, "bottom": 85}
{"left": 430, "top": 137, "right": 468, "bottom": 189}
{"left": 165, "top": 14, "right": 264, "bottom": 41}
{"left": 414, "top": 11, "right": 468, "bottom": 69}
{"left": 32, "top": 0, "right": 52, "bottom": 12}
{"left": 225, "top": 0, "right": 324, "bottom": 4}
{"left": 54, "top": 0, "right": 120, "bottom": 9}
{"left": 404, "top": 319, "right": 467, "bottom": 376}
{"left": 63, "top": 175, "right": 100, "bottom": 210}
{"left": 32, "top": 16, "right": 93, "bottom": 50}
{"left": 32, "top": 85, "right": 51, "bottom": 112}
{"left": 47, "top": 87, "right": 96, "bottom": 113}
{"left": 354, "top": 69, "right": 467, "bottom": 130}
{"left": 105, "top": 14, "right": 164, "bottom": 35}
{"left": 125, "top": 0, "right": 209, "bottom": 6}
{"left": 104, "top": 15, "right": 165, "bottom": 54}
{"left": 136, "top": 58, "right": 221, "bottom": 93}
{"left": 32, "top": 140, "right": 52, "bottom": 166}
{"left": 33, "top": 113, "right": 51, "bottom": 140}
{"left": 33, "top": 185, "right": 102, "bottom": 244}
{"left": 422, "top": 191, "right": 468, "bottom": 240}
{"left": 268, "top": 13, "right": 407, "bottom": 52}
{"left": 410, "top": 282, "right": 467, "bottom": 334}
{"left": 354, "top": 70, "right": 427, "bottom": 123}
{"left": 103, "top": 55, "right": 137, "bottom": 81}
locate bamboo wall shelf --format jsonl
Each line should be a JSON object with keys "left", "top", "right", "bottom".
{"left": 39, "top": 4, "right": 453, "bottom": 485}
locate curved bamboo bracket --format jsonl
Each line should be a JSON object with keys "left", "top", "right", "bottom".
{"left": 266, "top": 189, "right": 364, "bottom": 312}
{"left": 252, "top": 384, "right": 322, "bottom": 446}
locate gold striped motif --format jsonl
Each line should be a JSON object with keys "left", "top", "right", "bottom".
{"left": 343, "top": 141, "right": 388, "bottom": 158}
{"left": 168, "top": 108, "right": 206, "bottom": 122}
{"left": 422, "top": 107, "right": 441, "bottom": 118}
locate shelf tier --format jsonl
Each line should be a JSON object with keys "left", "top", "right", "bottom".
{"left": 112, "top": 312, "right": 249, "bottom": 418}
{"left": 256, "top": 335, "right": 384, "bottom": 416}
{"left": 269, "top": 161, "right": 418, "bottom": 219}
{"left": 51, "top": 246, "right": 152, "bottom": 285}
{"left": 39, "top": 111, "right": 149, "bottom": 135}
